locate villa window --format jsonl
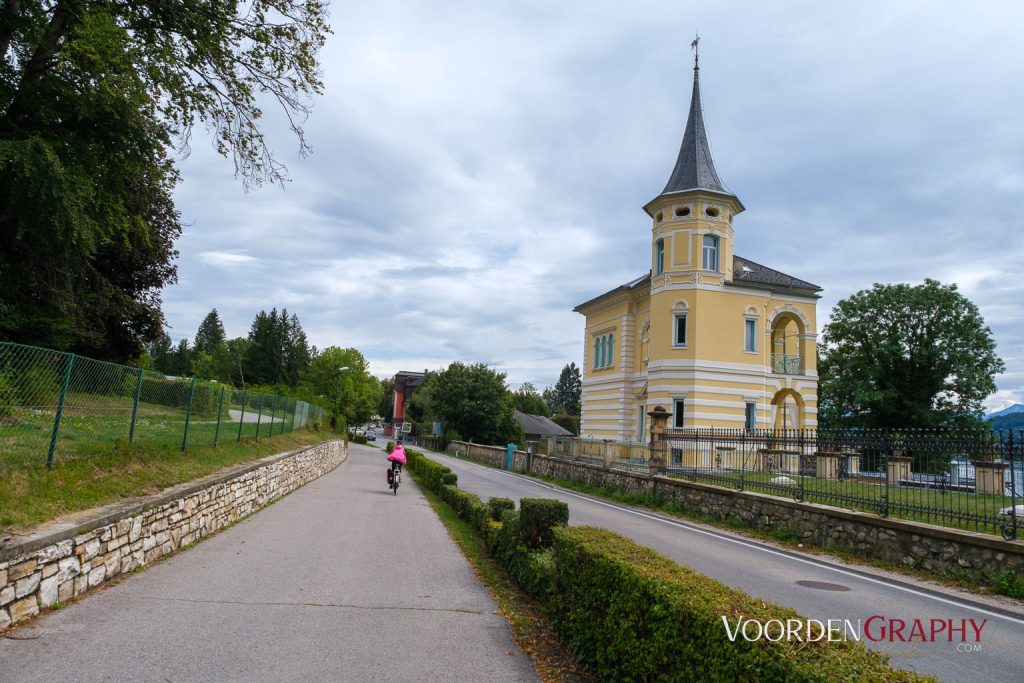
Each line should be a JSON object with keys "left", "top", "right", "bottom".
{"left": 673, "top": 398, "right": 685, "bottom": 429}
{"left": 745, "top": 402, "right": 757, "bottom": 431}
{"left": 702, "top": 234, "right": 719, "bottom": 271}
{"left": 744, "top": 319, "right": 757, "bottom": 352}
{"left": 673, "top": 314, "right": 687, "bottom": 347}
{"left": 637, "top": 406, "right": 646, "bottom": 438}
{"left": 593, "top": 333, "right": 615, "bottom": 369}
{"left": 655, "top": 239, "right": 665, "bottom": 275}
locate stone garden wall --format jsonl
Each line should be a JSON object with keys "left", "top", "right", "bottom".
{"left": 0, "top": 439, "right": 346, "bottom": 629}
{"left": 447, "top": 441, "right": 1024, "bottom": 585}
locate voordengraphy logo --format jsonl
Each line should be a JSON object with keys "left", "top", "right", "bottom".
{"left": 721, "top": 616, "right": 987, "bottom": 644}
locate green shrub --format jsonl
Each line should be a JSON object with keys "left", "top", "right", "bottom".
{"left": 487, "top": 497, "right": 515, "bottom": 521}
{"left": 386, "top": 440, "right": 395, "bottom": 453}
{"left": 518, "top": 498, "right": 569, "bottom": 550}
{"left": 441, "top": 471, "right": 458, "bottom": 485}
{"left": 350, "top": 434, "right": 368, "bottom": 444}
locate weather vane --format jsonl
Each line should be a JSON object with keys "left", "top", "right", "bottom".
{"left": 691, "top": 33, "right": 700, "bottom": 70}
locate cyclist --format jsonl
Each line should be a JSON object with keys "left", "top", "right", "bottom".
{"left": 387, "top": 442, "right": 407, "bottom": 487}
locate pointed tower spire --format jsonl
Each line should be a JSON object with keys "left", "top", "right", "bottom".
{"left": 658, "top": 43, "right": 733, "bottom": 199}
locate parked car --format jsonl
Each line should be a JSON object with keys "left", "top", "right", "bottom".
{"left": 366, "top": 431, "right": 376, "bottom": 442}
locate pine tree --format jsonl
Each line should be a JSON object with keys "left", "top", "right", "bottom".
{"left": 148, "top": 333, "right": 174, "bottom": 374}
{"left": 547, "top": 362, "right": 582, "bottom": 416}
{"left": 194, "top": 309, "right": 227, "bottom": 355}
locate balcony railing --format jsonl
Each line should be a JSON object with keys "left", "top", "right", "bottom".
{"left": 771, "top": 353, "right": 804, "bottom": 375}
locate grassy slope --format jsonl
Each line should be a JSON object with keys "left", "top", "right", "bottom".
{"left": 0, "top": 430, "right": 335, "bottom": 532}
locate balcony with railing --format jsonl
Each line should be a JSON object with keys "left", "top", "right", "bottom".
{"left": 771, "top": 353, "right": 804, "bottom": 375}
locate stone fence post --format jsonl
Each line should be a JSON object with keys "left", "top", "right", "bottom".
{"left": 647, "top": 406, "right": 672, "bottom": 476}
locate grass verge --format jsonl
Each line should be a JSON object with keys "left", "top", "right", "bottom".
{"left": 407, "top": 465, "right": 593, "bottom": 683}
{"left": 0, "top": 429, "right": 338, "bottom": 533}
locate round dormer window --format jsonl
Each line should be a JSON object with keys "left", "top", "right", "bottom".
{"left": 705, "top": 207, "right": 720, "bottom": 218}
{"left": 655, "top": 212, "right": 663, "bottom": 223}
{"left": 675, "top": 206, "right": 691, "bottom": 217}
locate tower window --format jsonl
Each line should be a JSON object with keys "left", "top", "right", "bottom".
{"left": 655, "top": 212, "right": 663, "bottom": 222}
{"left": 702, "top": 234, "right": 719, "bottom": 271}
{"left": 675, "top": 206, "right": 690, "bottom": 217}
{"left": 593, "top": 333, "right": 615, "bottom": 369}
{"left": 655, "top": 239, "right": 664, "bottom": 275}
{"left": 673, "top": 398, "right": 685, "bottom": 429}
{"left": 593, "top": 337, "right": 600, "bottom": 369}
{"left": 673, "top": 314, "right": 687, "bottom": 347}
{"left": 705, "top": 207, "right": 720, "bottom": 218}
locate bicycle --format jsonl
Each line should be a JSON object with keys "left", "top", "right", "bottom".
{"left": 387, "top": 462, "right": 402, "bottom": 495}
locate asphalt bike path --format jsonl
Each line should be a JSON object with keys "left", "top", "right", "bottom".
{"left": 0, "top": 444, "right": 538, "bottom": 682}
{"left": 420, "top": 448, "right": 1024, "bottom": 683}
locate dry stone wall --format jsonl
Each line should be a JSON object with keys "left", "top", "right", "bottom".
{"left": 446, "top": 441, "right": 1024, "bottom": 586}
{"left": 0, "top": 439, "right": 346, "bottom": 630}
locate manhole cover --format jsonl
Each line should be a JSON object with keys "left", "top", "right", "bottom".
{"left": 795, "top": 580, "right": 850, "bottom": 592}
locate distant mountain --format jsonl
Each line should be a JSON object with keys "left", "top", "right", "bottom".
{"left": 988, "top": 412, "right": 1024, "bottom": 432}
{"left": 986, "top": 403, "right": 1024, "bottom": 419}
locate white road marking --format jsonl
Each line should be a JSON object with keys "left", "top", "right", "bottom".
{"left": 437, "top": 452, "right": 1024, "bottom": 627}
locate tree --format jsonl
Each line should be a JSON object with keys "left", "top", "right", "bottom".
{"left": 378, "top": 377, "right": 395, "bottom": 424}
{"left": 510, "top": 382, "right": 552, "bottom": 417}
{"left": 546, "top": 363, "right": 582, "bottom": 417}
{"left": 194, "top": 309, "right": 227, "bottom": 356}
{"left": 0, "top": 2, "right": 329, "bottom": 359}
{"left": 170, "top": 338, "right": 193, "bottom": 377}
{"left": 428, "top": 362, "right": 521, "bottom": 445}
{"left": 300, "top": 347, "right": 381, "bottom": 427}
{"left": 819, "top": 279, "right": 1005, "bottom": 429}
{"left": 148, "top": 332, "right": 174, "bottom": 374}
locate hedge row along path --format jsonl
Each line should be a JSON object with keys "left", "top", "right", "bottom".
{"left": 0, "top": 444, "right": 537, "bottom": 681}
{"left": 417, "top": 446, "right": 1024, "bottom": 683}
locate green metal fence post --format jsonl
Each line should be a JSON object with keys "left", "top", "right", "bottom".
{"left": 237, "top": 389, "right": 248, "bottom": 443}
{"left": 255, "top": 394, "right": 264, "bottom": 441}
{"left": 281, "top": 398, "right": 290, "bottom": 435}
{"left": 268, "top": 395, "right": 278, "bottom": 439}
{"left": 213, "top": 386, "right": 226, "bottom": 446}
{"left": 46, "top": 352, "right": 75, "bottom": 469}
{"left": 181, "top": 378, "right": 196, "bottom": 451}
{"left": 128, "top": 367, "right": 144, "bottom": 446}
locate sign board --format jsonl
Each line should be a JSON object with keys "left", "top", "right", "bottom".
{"left": 432, "top": 421, "right": 443, "bottom": 436}
{"left": 401, "top": 422, "right": 412, "bottom": 434}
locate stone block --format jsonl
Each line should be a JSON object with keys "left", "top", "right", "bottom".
{"left": 8, "top": 559, "right": 38, "bottom": 582}
{"left": 99, "top": 526, "right": 113, "bottom": 542}
{"left": 0, "top": 585, "right": 14, "bottom": 607}
{"left": 82, "top": 538, "right": 101, "bottom": 561}
{"left": 129, "top": 516, "right": 143, "bottom": 543}
{"left": 104, "top": 553, "right": 120, "bottom": 578}
{"left": 88, "top": 565, "right": 105, "bottom": 588}
{"left": 57, "top": 579, "right": 74, "bottom": 603}
{"left": 74, "top": 531, "right": 96, "bottom": 546}
{"left": 42, "top": 563, "right": 58, "bottom": 579}
{"left": 116, "top": 518, "right": 132, "bottom": 536}
{"left": 37, "top": 540, "right": 73, "bottom": 562}
{"left": 142, "top": 535, "right": 156, "bottom": 552}
{"left": 107, "top": 535, "right": 125, "bottom": 551}
{"left": 15, "top": 572, "right": 41, "bottom": 599}
{"left": 38, "top": 576, "right": 58, "bottom": 608}
{"left": 74, "top": 574, "right": 88, "bottom": 596}
{"left": 0, "top": 568, "right": 6, "bottom": 586}
{"left": 9, "top": 596, "right": 38, "bottom": 623}
{"left": 0, "top": 607, "right": 10, "bottom": 630}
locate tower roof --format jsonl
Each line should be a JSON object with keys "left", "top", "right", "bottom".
{"left": 653, "top": 59, "right": 741, "bottom": 209}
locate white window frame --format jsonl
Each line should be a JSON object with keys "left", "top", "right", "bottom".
{"left": 702, "top": 234, "right": 719, "bottom": 271}
{"left": 673, "top": 314, "right": 687, "bottom": 348}
{"left": 637, "top": 405, "right": 646, "bottom": 439}
{"left": 655, "top": 239, "right": 665, "bottom": 275}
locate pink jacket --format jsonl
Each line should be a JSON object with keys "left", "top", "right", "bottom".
{"left": 387, "top": 444, "right": 407, "bottom": 464}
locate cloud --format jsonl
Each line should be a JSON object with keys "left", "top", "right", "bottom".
{"left": 161, "top": 0, "right": 1024, "bottom": 408}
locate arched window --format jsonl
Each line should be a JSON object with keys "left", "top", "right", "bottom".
{"left": 655, "top": 239, "right": 665, "bottom": 275}
{"left": 702, "top": 234, "right": 719, "bottom": 271}
{"left": 607, "top": 334, "right": 614, "bottom": 366}
{"left": 599, "top": 336, "right": 607, "bottom": 368}
{"left": 594, "top": 337, "right": 600, "bottom": 369}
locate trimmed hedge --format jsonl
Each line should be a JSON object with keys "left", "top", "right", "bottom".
{"left": 404, "top": 450, "right": 929, "bottom": 682}
{"left": 349, "top": 433, "right": 368, "bottom": 444}
{"left": 518, "top": 498, "right": 569, "bottom": 550}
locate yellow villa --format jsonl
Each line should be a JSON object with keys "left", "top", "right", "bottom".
{"left": 575, "top": 58, "right": 821, "bottom": 441}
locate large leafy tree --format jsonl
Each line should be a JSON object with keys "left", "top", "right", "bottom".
{"left": 819, "top": 279, "right": 1004, "bottom": 429}
{"left": 428, "top": 362, "right": 521, "bottom": 446}
{"left": 300, "top": 347, "right": 381, "bottom": 426}
{"left": 0, "top": 1, "right": 329, "bottom": 359}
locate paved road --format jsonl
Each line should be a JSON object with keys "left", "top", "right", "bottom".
{"left": 421, "top": 449, "right": 1024, "bottom": 683}
{"left": 0, "top": 444, "right": 537, "bottom": 682}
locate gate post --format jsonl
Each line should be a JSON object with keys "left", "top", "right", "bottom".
{"left": 647, "top": 406, "right": 672, "bottom": 477}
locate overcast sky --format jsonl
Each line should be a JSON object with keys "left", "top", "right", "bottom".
{"left": 164, "top": 0, "right": 1024, "bottom": 412}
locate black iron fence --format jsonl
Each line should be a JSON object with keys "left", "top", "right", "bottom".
{"left": 658, "top": 428, "right": 1021, "bottom": 540}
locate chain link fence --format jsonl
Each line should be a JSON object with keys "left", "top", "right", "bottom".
{"left": 0, "top": 341, "right": 326, "bottom": 470}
